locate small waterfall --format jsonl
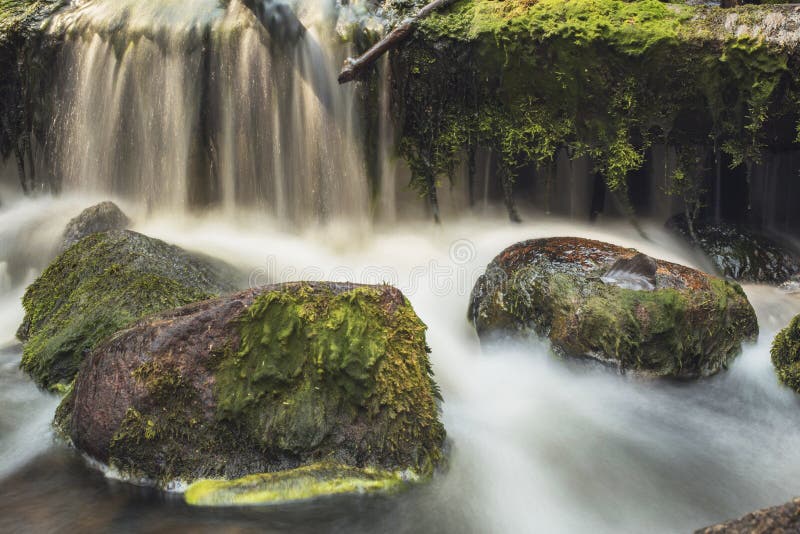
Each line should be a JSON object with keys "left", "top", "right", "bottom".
{"left": 41, "top": 0, "right": 370, "bottom": 224}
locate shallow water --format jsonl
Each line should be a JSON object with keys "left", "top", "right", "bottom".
{"left": 2, "top": 196, "right": 800, "bottom": 533}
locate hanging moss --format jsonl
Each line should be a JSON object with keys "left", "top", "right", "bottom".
{"left": 387, "top": 0, "right": 800, "bottom": 221}
{"left": 18, "top": 230, "right": 237, "bottom": 390}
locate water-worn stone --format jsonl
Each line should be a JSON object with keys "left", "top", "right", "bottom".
{"left": 667, "top": 215, "right": 800, "bottom": 283}
{"left": 54, "top": 282, "right": 445, "bottom": 505}
{"left": 18, "top": 230, "right": 237, "bottom": 390}
{"left": 469, "top": 237, "right": 758, "bottom": 377}
{"left": 696, "top": 497, "right": 800, "bottom": 533}
{"left": 59, "top": 201, "right": 130, "bottom": 251}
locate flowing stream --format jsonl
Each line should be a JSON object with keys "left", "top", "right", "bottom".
{"left": 1, "top": 196, "right": 800, "bottom": 532}
{"left": 2, "top": 0, "right": 800, "bottom": 531}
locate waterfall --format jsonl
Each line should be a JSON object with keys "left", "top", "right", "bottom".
{"left": 39, "top": 0, "right": 370, "bottom": 224}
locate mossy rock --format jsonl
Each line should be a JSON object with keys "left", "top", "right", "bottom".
{"left": 667, "top": 214, "right": 800, "bottom": 283}
{"left": 18, "top": 229, "right": 237, "bottom": 390}
{"left": 468, "top": 237, "right": 758, "bottom": 377}
{"left": 60, "top": 201, "right": 130, "bottom": 252}
{"left": 771, "top": 315, "right": 800, "bottom": 392}
{"left": 55, "top": 282, "right": 445, "bottom": 504}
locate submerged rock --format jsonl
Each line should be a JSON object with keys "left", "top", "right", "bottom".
{"left": 55, "top": 282, "right": 445, "bottom": 505}
{"left": 60, "top": 201, "right": 130, "bottom": 252}
{"left": 468, "top": 237, "right": 758, "bottom": 377}
{"left": 697, "top": 497, "right": 800, "bottom": 533}
{"left": 18, "top": 230, "right": 237, "bottom": 390}
{"left": 770, "top": 315, "right": 800, "bottom": 393}
{"left": 667, "top": 215, "right": 800, "bottom": 283}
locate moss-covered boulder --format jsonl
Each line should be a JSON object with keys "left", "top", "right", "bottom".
{"left": 18, "top": 230, "right": 237, "bottom": 390}
{"left": 59, "top": 201, "right": 130, "bottom": 252}
{"left": 54, "top": 282, "right": 445, "bottom": 505}
{"left": 667, "top": 215, "right": 800, "bottom": 283}
{"left": 468, "top": 237, "right": 758, "bottom": 377}
{"left": 770, "top": 315, "right": 800, "bottom": 392}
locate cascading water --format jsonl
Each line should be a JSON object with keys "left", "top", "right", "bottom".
{"left": 38, "top": 0, "right": 370, "bottom": 223}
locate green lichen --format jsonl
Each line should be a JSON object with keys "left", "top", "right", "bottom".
{"left": 388, "top": 0, "right": 800, "bottom": 221}
{"left": 771, "top": 315, "right": 800, "bottom": 393}
{"left": 19, "top": 230, "right": 235, "bottom": 390}
{"left": 184, "top": 462, "right": 410, "bottom": 506}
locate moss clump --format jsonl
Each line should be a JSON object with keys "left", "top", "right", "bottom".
{"left": 19, "top": 229, "right": 236, "bottom": 390}
{"left": 56, "top": 282, "right": 445, "bottom": 496}
{"left": 184, "top": 462, "right": 409, "bottom": 506}
{"left": 469, "top": 237, "right": 758, "bottom": 377}
{"left": 215, "top": 283, "right": 444, "bottom": 477}
{"left": 771, "top": 315, "right": 800, "bottom": 392}
{"left": 388, "top": 0, "right": 800, "bottom": 220}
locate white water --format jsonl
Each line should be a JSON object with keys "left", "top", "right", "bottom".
{"left": 2, "top": 196, "right": 800, "bottom": 532}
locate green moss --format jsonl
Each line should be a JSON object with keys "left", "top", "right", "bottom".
{"left": 771, "top": 315, "right": 800, "bottom": 393}
{"left": 215, "top": 283, "right": 444, "bottom": 475}
{"left": 388, "top": 0, "right": 800, "bottom": 221}
{"left": 184, "top": 462, "right": 410, "bottom": 506}
{"left": 19, "top": 230, "right": 235, "bottom": 390}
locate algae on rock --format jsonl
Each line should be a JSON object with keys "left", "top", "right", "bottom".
{"left": 18, "top": 229, "right": 237, "bottom": 390}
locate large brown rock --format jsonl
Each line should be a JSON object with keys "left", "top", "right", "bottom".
{"left": 55, "top": 281, "right": 445, "bottom": 502}
{"left": 469, "top": 237, "right": 759, "bottom": 378}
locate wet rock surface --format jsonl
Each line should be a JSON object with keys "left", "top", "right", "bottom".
{"left": 697, "top": 497, "right": 800, "bottom": 533}
{"left": 60, "top": 201, "right": 130, "bottom": 252}
{"left": 55, "top": 282, "right": 444, "bottom": 503}
{"left": 18, "top": 229, "right": 237, "bottom": 390}
{"left": 667, "top": 215, "right": 800, "bottom": 283}
{"left": 469, "top": 237, "right": 758, "bottom": 377}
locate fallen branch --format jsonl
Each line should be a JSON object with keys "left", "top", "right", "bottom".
{"left": 337, "top": 0, "right": 458, "bottom": 84}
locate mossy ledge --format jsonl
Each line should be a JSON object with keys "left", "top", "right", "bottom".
{"left": 55, "top": 282, "right": 445, "bottom": 504}
{"left": 469, "top": 237, "right": 758, "bottom": 377}
{"left": 18, "top": 229, "right": 237, "bottom": 390}
{"left": 386, "top": 0, "right": 800, "bottom": 220}
{"left": 771, "top": 314, "right": 800, "bottom": 392}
